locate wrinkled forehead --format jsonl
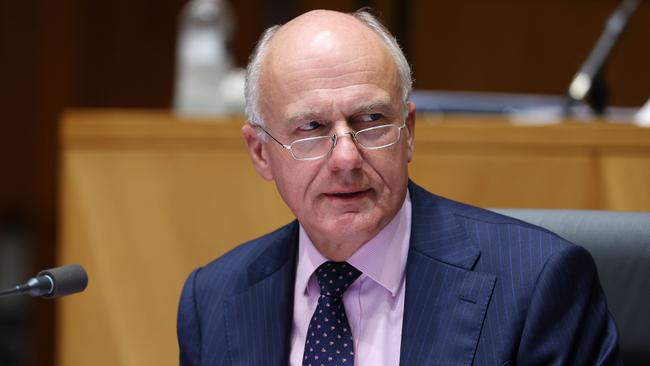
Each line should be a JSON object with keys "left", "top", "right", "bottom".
{"left": 266, "top": 34, "right": 394, "bottom": 86}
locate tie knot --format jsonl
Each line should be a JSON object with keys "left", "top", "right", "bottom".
{"left": 314, "top": 261, "right": 361, "bottom": 298}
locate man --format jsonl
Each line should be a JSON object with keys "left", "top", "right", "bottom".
{"left": 177, "top": 9, "right": 621, "bottom": 366}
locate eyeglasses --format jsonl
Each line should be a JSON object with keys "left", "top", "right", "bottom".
{"left": 252, "top": 122, "right": 407, "bottom": 161}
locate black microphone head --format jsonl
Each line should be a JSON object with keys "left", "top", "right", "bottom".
{"left": 37, "top": 264, "right": 88, "bottom": 298}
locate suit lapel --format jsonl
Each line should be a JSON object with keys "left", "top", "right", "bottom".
{"left": 220, "top": 183, "right": 497, "bottom": 365}
{"left": 400, "top": 182, "right": 496, "bottom": 366}
{"left": 224, "top": 223, "right": 299, "bottom": 366}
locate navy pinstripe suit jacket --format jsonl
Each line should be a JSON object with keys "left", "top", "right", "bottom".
{"left": 178, "top": 181, "right": 621, "bottom": 365}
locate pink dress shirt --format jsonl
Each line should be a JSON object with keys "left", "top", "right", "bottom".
{"left": 289, "top": 192, "right": 412, "bottom": 366}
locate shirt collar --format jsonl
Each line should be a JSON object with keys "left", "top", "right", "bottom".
{"left": 296, "top": 190, "right": 412, "bottom": 297}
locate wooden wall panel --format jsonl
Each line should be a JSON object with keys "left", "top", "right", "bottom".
{"left": 57, "top": 110, "right": 650, "bottom": 365}
{"left": 409, "top": 1, "right": 650, "bottom": 106}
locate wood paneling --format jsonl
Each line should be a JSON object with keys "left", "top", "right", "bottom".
{"left": 409, "top": 1, "right": 650, "bottom": 106}
{"left": 57, "top": 110, "right": 650, "bottom": 365}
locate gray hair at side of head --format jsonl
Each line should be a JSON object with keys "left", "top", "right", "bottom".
{"left": 244, "top": 24, "right": 280, "bottom": 132}
{"left": 351, "top": 9, "right": 413, "bottom": 113}
{"left": 244, "top": 9, "right": 413, "bottom": 131}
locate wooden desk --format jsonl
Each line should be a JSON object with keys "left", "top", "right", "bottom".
{"left": 58, "top": 109, "right": 650, "bottom": 366}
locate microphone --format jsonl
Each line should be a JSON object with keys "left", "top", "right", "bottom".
{"left": 0, "top": 264, "right": 88, "bottom": 298}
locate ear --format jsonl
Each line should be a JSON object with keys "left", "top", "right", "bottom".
{"left": 405, "top": 102, "right": 416, "bottom": 162}
{"left": 242, "top": 124, "right": 274, "bottom": 181}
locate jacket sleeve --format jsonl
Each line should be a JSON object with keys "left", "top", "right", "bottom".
{"left": 178, "top": 268, "right": 202, "bottom": 366}
{"left": 517, "top": 244, "right": 622, "bottom": 365}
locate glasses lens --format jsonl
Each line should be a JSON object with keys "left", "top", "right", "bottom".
{"left": 290, "top": 136, "right": 334, "bottom": 160}
{"left": 356, "top": 125, "right": 401, "bottom": 149}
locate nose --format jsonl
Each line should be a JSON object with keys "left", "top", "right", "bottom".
{"left": 328, "top": 131, "right": 363, "bottom": 171}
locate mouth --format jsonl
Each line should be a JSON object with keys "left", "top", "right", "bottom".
{"left": 324, "top": 188, "right": 372, "bottom": 200}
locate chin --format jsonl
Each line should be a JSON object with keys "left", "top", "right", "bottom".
{"left": 326, "top": 212, "right": 384, "bottom": 242}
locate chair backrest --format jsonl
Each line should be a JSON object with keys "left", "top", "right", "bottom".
{"left": 492, "top": 209, "right": 650, "bottom": 365}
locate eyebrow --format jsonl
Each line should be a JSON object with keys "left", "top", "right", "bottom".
{"left": 285, "top": 98, "right": 398, "bottom": 124}
{"left": 287, "top": 111, "right": 322, "bottom": 124}
{"left": 355, "top": 101, "right": 393, "bottom": 114}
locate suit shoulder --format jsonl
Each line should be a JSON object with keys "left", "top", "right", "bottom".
{"left": 442, "top": 197, "right": 590, "bottom": 286}
{"left": 411, "top": 182, "right": 573, "bottom": 258}
{"left": 446, "top": 196, "right": 572, "bottom": 248}
{"left": 185, "top": 220, "right": 298, "bottom": 298}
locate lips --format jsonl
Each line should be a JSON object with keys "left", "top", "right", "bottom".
{"left": 324, "top": 188, "right": 371, "bottom": 199}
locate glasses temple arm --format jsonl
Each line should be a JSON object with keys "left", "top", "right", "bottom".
{"left": 251, "top": 123, "right": 290, "bottom": 149}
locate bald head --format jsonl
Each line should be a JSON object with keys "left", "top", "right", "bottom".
{"left": 274, "top": 10, "right": 372, "bottom": 45}
{"left": 268, "top": 10, "right": 384, "bottom": 68}
{"left": 245, "top": 9, "right": 412, "bottom": 127}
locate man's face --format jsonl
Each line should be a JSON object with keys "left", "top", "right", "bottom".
{"left": 243, "top": 15, "right": 415, "bottom": 260}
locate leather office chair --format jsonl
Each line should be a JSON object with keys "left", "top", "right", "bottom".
{"left": 492, "top": 209, "right": 650, "bottom": 365}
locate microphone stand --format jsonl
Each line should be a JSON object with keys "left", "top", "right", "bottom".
{"left": 565, "top": 0, "right": 641, "bottom": 116}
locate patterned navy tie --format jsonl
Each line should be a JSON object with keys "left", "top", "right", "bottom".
{"left": 303, "top": 261, "right": 362, "bottom": 366}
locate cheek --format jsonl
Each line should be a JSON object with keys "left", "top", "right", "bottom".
{"left": 270, "top": 160, "right": 319, "bottom": 209}
{"left": 369, "top": 147, "right": 410, "bottom": 185}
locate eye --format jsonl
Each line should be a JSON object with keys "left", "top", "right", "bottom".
{"left": 359, "top": 113, "right": 384, "bottom": 123}
{"left": 297, "top": 121, "right": 323, "bottom": 132}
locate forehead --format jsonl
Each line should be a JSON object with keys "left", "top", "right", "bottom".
{"left": 258, "top": 14, "right": 402, "bottom": 125}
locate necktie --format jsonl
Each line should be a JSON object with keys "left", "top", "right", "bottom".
{"left": 303, "top": 261, "right": 362, "bottom": 366}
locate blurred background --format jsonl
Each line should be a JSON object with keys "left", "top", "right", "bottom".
{"left": 0, "top": 0, "right": 648, "bottom": 365}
